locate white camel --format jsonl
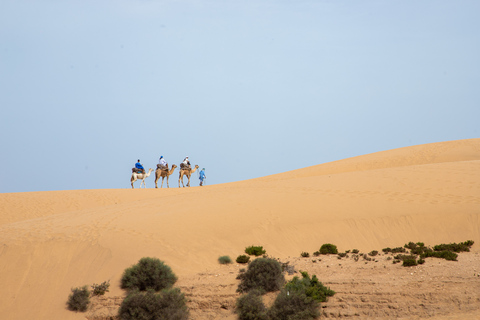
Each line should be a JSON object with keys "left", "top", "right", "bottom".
{"left": 130, "top": 168, "right": 154, "bottom": 189}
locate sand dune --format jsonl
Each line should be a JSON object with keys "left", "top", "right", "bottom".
{"left": 0, "top": 138, "right": 479, "bottom": 320}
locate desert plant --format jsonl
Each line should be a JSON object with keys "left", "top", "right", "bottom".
{"left": 218, "top": 256, "right": 232, "bottom": 264}
{"left": 391, "top": 247, "right": 406, "bottom": 253}
{"left": 121, "top": 257, "right": 177, "bottom": 292}
{"left": 319, "top": 243, "right": 338, "bottom": 255}
{"left": 423, "top": 250, "right": 458, "bottom": 261}
{"left": 267, "top": 289, "right": 320, "bottom": 320}
{"left": 285, "top": 271, "right": 335, "bottom": 302}
{"left": 237, "top": 258, "right": 285, "bottom": 293}
{"left": 300, "top": 252, "right": 310, "bottom": 258}
{"left": 433, "top": 241, "right": 474, "bottom": 253}
{"left": 237, "top": 255, "right": 251, "bottom": 264}
{"left": 312, "top": 251, "right": 321, "bottom": 257}
{"left": 337, "top": 252, "right": 347, "bottom": 258}
{"left": 245, "top": 246, "right": 266, "bottom": 256}
{"left": 402, "top": 258, "right": 418, "bottom": 267}
{"left": 119, "top": 288, "right": 188, "bottom": 320}
{"left": 91, "top": 280, "right": 110, "bottom": 296}
{"left": 382, "top": 247, "right": 392, "bottom": 253}
{"left": 351, "top": 249, "right": 359, "bottom": 254}
{"left": 417, "top": 258, "right": 426, "bottom": 265}
{"left": 67, "top": 285, "right": 90, "bottom": 312}
{"left": 235, "top": 289, "right": 268, "bottom": 320}
{"left": 368, "top": 250, "right": 378, "bottom": 256}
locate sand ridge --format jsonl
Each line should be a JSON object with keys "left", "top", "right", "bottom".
{"left": 0, "top": 138, "right": 479, "bottom": 319}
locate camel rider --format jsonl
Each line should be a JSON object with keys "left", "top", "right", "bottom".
{"left": 199, "top": 168, "right": 206, "bottom": 186}
{"left": 135, "top": 159, "right": 145, "bottom": 174}
{"left": 182, "top": 156, "right": 191, "bottom": 169}
{"left": 157, "top": 156, "right": 168, "bottom": 171}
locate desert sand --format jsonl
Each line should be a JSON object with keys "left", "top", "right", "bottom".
{"left": 0, "top": 138, "right": 479, "bottom": 320}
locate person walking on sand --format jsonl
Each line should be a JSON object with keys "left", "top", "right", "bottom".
{"left": 199, "top": 168, "right": 206, "bottom": 186}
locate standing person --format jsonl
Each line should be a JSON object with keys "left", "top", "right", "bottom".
{"left": 199, "top": 168, "right": 206, "bottom": 186}
{"left": 135, "top": 159, "right": 145, "bottom": 174}
{"left": 158, "top": 156, "right": 168, "bottom": 170}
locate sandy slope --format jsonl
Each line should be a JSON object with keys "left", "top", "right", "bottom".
{"left": 0, "top": 138, "right": 479, "bottom": 320}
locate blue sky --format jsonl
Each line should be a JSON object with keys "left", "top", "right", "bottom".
{"left": 1, "top": 0, "right": 479, "bottom": 192}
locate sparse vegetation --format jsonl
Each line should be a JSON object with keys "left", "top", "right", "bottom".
{"left": 301, "top": 251, "right": 310, "bottom": 258}
{"left": 237, "top": 258, "right": 285, "bottom": 293}
{"left": 237, "top": 255, "right": 251, "bottom": 264}
{"left": 121, "top": 257, "right": 177, "bottom": 292}
{"left": 119, "top": 288, "right": 189, "bottom": 320}
{"left": 91, "top": 280, "right": 110, "bottom": 296}
{"left": 368, "top": 250, "right": 378, "bottom": 256}
{"left": 351, "top": 249, "right": 359, "bottom": 254}
{"left": 267, "top": 289, "right": 320, "bottom": 320}
{"left": 245, "top": 246, "right": 266, "bottom": 256}
{"left": 319, "top": 243, "right": 338, "bottom": 255}
{"left": 285, "top": 271, "right": 335, "bottom": 302}
{"left": 218, "top": 256, "right": 232, "bottom": 264}
{"left": 235, "top": 289, "right": 268, "bottom": 320}
{"left": 67, "top": 285, "right": 90, "bottom": 312}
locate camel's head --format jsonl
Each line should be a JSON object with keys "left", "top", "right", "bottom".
{"left": 195, "top": 165, "right": 199, "bottom": 169}
{"left": 172, "top": 164, "right": 177, "bottom": 168}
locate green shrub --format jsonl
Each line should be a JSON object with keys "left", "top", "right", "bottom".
{"left": 300, "top": 252, "right": 310, "bottom": 258}
{"left": 91, "top": 280, "right": 110, "bottom": 296}
{"left": 67, "top": 285, "right": 90, "bottom": 312}
{"left": 391, "top": 247, "right": 406, "bottom": 253}
{"left": 351, "top": 249, "right": 359, "bottom": 254}
{"left": 402, "top": 259, "right": 417, "bottom": 267}
{"left": 394, "top": 254, "right": 417, "bottom": 261}
{"left": 417, "top": 258, "right": 425, "bottom": 265}
{"left": 119, "top": 288, "right": 188, "bottom": 320}
{"left": 218, "top": 256, "right": 232, "bottom": 264}
{"left": 337, "top": 252, "right": 347, "bottom": 258}
{"left": 423, "top": 250, "right": 458, "bottom": 261}
{"left": 319, "top": 243, "right": 338, "bottom": 255}
{"left": 285, "top": 271, "right": 335, "bottom": 302}
{"left": 237, "top": 258, "right": 284, "bottom": 293}
{"left": 237, "top": 255, "right": 251, "bottom": 264}
{"left": 245, "top": 246, "right": 266, "bottom": 256}
{"left": 267, "top": 289, "right": 320, "bottom": 320}
{"left": 368, "top": 250, "right": 378, "bottom": 256}
{"left": 382, "top": 247, "right": 392, "bottom": 253}
{"left": 235, "top": 289, "right": 268, "bottom": 320}
{"left": 433, "top": 241, "right": 474, "bottom": 253}
{"left": 312, "top": 251, "right": 321, "bottom": 257}
{"left": 121, "top": 257, "right": 177, "bottom": 292}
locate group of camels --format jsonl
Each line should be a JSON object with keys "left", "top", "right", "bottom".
{"left": 130, "top": 164, "right": 200, "bottom": 189}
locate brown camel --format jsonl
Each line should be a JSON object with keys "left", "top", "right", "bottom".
{"left": 178, "top": 164, "right": 199, "bottom": 188}
{"left": 155, "top": 164, "right": 177, "bottom": 188}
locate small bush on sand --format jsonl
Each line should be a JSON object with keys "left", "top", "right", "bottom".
{"left": 285, "top": 271, "right": 335, "bottom": 302}
{"left": 391, "top": 247, "right": 406, "bottom": 253}
{"left": 319, "top": 243, "right": 338, "bottom": 255}
{"left": 433, "top": 240, "right": 474, "bottom": 253}
{"left": 300, "top": 252, "right": 310, "bottom": 258}
{"left": 351, "top": 249, "right": 359, "bottom": 254}
{"left": 423, "top": 250, "right": 458, "bottom": 261}
{"left": 119, "top": 288, "right": 189, "bottom": 320}
{"left": 245, "top": 246, "right": 266, "bottom": 256}
{"left": 91, "top": 280, "right": 110, "bottom": 296}
{"left": 121, "top": 257, "right": 177, "bottom": 292}
{"left": 235, "top": 289, "right": 268, "bottom": 320}
{"left": 67, "top": 285, "right": 90, "bottom": 312}
{"left": 218, "top": 256, "right": 232, "bottom": 264}
{"left": 402, "top": 258, "right": 418, "bottom": 267}
{"left": 382, "top": 247, "right": 392, "bottom": 253}
{"left": 237, "top": 258, "right": 284, "bottom": 293}
{"left": 237, "top": 255, "right": 251, "bottom": 264}
{"left": 368, "top": 250, "right": 378, "bottom": 256}
{"left": 267, "top": 289, "right": 320, "bottom": 320}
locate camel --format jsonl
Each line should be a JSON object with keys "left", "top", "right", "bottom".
{"left": 130, "top": 168, "right": 154, "bottom": 189}
{"left": 178, "top": 164, "right": 199, "bottom": 188}
{"left": 155, "top": 164, "right": 177, "bottom": 188}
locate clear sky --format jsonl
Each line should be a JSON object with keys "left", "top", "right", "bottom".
{"left": 1, "top": 0, "right": 479, "bottom": 193}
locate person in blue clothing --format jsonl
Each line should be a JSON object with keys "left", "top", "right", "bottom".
{"left": 199, "top": 168, "right": 206, "bottom": 186}
{"left": 135, "top": 159, "right": 145, "bottom": 174}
